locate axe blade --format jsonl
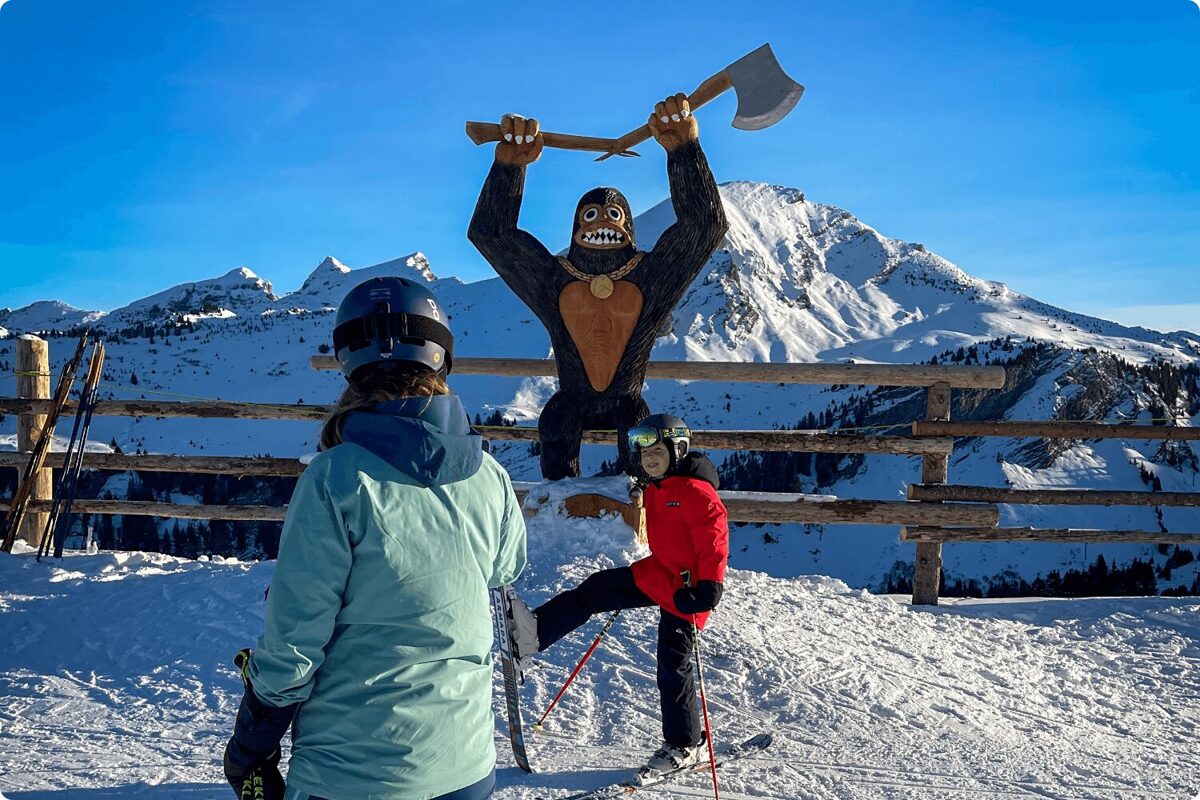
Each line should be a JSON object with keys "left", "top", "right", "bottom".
{"left": 725, "top": 43, "right": 805, "bottom": 131}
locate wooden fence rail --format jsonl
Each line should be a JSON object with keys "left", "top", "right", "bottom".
{"left": 0, "top": 452, "right": 308, "bottom": 477}
{"left": 909, "top": 484, "right": 1200, "bottom": 507}
{"left": 9, "top": 336, "right": 1200, "bottom": 606}
{"left": 902, "top": 527, "right": 1200, "bottom": 544}
{"left": 913, "top": 420, "right": 1200, "bottom": 440}
{"left": 0, "top": 495, "right": 999, "bottom": 527}
{"left": 0, "top": 400, "right": 951, "bottom": 457}
{"left": 309, "top": 355, "right": 1008, "bottom": 389}
{"left": 0, "top": 398, "right": 329, "bottom": 421}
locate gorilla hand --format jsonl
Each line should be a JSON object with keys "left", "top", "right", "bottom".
{"left": 495, "top": 114, "right": 544, "bottom": 167}
{"left": 648, "top": 93, "right": 698, "bottom": 152}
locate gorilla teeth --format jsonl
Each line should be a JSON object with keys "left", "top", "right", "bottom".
{"left": 583, "top": 228, "right": 624, "bottom": 245}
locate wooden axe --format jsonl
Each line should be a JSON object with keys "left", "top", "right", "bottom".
{"left": 464, "top": 43, "right": 803, "bottom": 160}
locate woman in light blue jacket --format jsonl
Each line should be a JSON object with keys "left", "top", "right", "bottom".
{"left": 223, "top": 277, "right": 527, "bottom": 800}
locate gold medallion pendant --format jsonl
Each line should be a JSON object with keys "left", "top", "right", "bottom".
{"left": 556, "top": 254, "right": 645, "bottom": 303}
{"left": 590, "top": 274, "right": 615, "bottom": 299}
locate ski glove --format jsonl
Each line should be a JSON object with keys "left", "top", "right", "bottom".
{"left": 224, "top": 746, "right": 285, "bottom": 800}
{"left": 223, "top": 649, "right": 296, "bottom": 800}
{"left": 673, "top": 580, "right": 724, "bottom": 614}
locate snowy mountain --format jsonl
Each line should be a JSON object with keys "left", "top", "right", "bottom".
{"left": 1, "top": 181, "right": 1197, "bottom": 593}
{"left": 0, "top": 300, "right": 105, "bottom": 333}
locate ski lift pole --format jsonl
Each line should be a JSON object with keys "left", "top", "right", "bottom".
{"left": 533, "top": 609, "right": 621, "bottom": 732}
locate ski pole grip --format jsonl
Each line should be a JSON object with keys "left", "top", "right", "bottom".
{"left": 234, "top": 648, "right": 253, "bottom": 691}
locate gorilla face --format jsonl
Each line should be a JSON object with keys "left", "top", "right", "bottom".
{"left": 572, "top": 187, "right": 635, "bottom": 251}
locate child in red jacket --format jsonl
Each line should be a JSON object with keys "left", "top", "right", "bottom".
{"left": 507, "top": 414, "right": 729, "bottom": 780}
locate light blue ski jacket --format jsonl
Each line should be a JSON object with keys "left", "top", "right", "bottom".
{"left": 248, "top": 395, "right": 527, "bottom": 800}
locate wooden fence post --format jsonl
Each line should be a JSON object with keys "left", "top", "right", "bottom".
{"left": 15, "top": 336, "right": 53, "bottom": 549}
{"left": 912, "top": 381, "right": 951, "bottom": 605}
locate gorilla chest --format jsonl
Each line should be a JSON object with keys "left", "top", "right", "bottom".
{"left": 558, "top": 280, "right": 644, "bottom": 392}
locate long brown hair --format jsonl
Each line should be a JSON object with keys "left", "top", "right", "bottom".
{"left": 320, "top": 367, "right": 450, "bottom": 451}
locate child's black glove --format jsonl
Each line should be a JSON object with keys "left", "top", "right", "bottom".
{"left": 674, "top": 580, "right": 724, "bottom": 614}
{"left": 223, "top": 648, "right": 296, "bottom": 800}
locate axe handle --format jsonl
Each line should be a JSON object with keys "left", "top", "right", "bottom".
{"left": 464, "top": 121, "right": 621, "bottom": 154}
{"left": 604, "top": 71, "right": 735, "bottom": 157}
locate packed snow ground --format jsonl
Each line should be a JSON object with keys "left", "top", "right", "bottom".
{"left": 2, "top": 500, "right": 1199, "bottom": 800}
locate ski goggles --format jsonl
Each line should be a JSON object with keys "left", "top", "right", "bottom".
{"left": 627, "top": 425, "right": 690, "bottom": 450}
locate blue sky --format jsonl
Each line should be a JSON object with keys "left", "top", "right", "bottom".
{"left": 1, "top": 0, "right": 1198, "bottom": 332}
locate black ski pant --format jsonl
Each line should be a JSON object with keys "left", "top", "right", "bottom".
{"left": 534, "top": 566, "right": 701, "bottom": 748}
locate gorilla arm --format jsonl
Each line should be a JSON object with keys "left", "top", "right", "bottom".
{"left": 467, "top": 160, "right": 560, "bottom": 314}
{"left": 638, "top": 138, "right": 729, "bottom": 321}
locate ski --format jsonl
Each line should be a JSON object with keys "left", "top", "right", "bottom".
{"left": 491, "top": 584, "right": 533, "bottom": 773}
{"left": 1, "top": 332, "right": 90, "bottom": 553}
{"left": 42, "top": 338, "right": 106, "bottom": 560}
{"left": 548, "top": 732, "right": 772, "bottom": 800}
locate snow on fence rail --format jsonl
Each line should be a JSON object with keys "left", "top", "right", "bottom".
{"left": 4, "top": 337, "right": 1198, "bottom": 604}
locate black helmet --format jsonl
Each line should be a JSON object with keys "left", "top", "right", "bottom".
{"left": 627, "top": 413, "right": 691, "bottom": 467}
{"left": 332, "top": 277, "right": 453, "bottom": 381}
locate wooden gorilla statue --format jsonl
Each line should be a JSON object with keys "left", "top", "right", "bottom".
{"left": 469, "top": 94, "right": 728, "bottom": 479}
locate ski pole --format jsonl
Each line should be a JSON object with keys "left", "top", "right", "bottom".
{"left": 40, "top": 340, "right": 105, "bottom": 560}
{"left": 681, "top": 568, "right": 718, "bottom": 800}
{"left": 51, "top": 367, "right": 101, "bottom": 558}
{"left": 37, "top": 387, "right": 88, "bottom": 560}
{"left": 534, "top": 609, "right": 620, "bottom": 732}
{"left": 693, "top": 618, "right": 719, "bottom": 800}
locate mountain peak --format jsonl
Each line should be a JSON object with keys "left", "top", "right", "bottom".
{"left": 283, "top": 252, "right": 437, "bottom": 311}
{"left": 0, "top": 299, "right": 105, "bottom": 333}
{"left": 364, "top": 252, "right": 437, "bottom": 283}
{"left": 314, "top": 256, "right": 351, "bottom": 274}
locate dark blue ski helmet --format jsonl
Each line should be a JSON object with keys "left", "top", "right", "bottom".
{"left": 332, "top": 277, "right": 453, "bottom": 381}
{"left": 628, "top": 413, "right": 691, "bottom": 467}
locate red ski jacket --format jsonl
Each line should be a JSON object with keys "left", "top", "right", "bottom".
{"left": 630, "top": 453, "right": 729, "bottom": 629}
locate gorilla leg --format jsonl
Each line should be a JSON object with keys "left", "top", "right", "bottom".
{"left": 611, "top": 392, "right": 651, "bottom": 475}
{"left": 538, "top": 391, "right": 584, "bottom": 480}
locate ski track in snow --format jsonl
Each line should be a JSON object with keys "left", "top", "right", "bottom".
{"left": 3, "top": 502, "right": 1200, "bottom": 800}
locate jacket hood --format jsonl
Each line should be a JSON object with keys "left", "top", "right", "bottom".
{"left": 339, "top": 395, "right": 483, "bottom": 487}
{"left": 666, "top": 451, "right": 719, "bottom": 490}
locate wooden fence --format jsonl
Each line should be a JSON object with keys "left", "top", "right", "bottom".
{"left": 3, "top": 336, "right": 1198, "bottom": 604}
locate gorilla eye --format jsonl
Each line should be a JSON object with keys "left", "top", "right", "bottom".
{"left": 606, "top": 206, "right": 624, "bottom": 221}
{"left": 582, "top": 208, "right": 599, "bottom": 223}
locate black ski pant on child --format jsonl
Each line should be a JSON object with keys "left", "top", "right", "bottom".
{"left": 534, "top": 566, "right": 701, "bottom": 748}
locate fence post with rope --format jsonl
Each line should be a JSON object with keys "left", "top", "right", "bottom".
{"left": 15, "top": 336, "right": 53, "bottom": 549}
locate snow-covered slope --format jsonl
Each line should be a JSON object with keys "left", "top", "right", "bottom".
{"left": 0, "top": 300, "right": 105, "bottom": 333}
{"left": 0, "top": 181, "right": 1196, "bottom": 592}
{"left": 1, "top": 508, "right": 1198, "bottom": 799}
